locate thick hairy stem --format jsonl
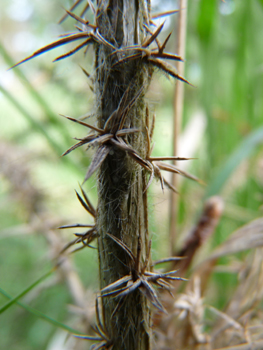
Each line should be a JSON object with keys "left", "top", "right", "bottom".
{"left": 95, "top": 1, "right": 152, "bottom": 349}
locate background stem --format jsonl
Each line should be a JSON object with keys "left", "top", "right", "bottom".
{"left": 169, "top": 0, "right": 188, "bottom": 255}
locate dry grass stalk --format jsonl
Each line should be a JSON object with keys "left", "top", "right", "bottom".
{"left": 169, "top": 0, "right": 189, "bottom": 254}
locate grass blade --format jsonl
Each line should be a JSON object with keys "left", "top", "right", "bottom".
{"left": 206, "top": 127, "right": 263, "bottom": 197}
{"left": 0, "top": 267, "right": 56, "bottom": 314}
{"left": 0, "top": 287, "right": 81, "bottom": 334}
{"left": 0, "top": 42, "right": 72, "bottom": 144}
{"left": 0, "top": 84, "right": 63, "bottom": 156}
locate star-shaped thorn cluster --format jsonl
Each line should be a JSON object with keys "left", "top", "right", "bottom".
{"left": 58, "top": 186, "right": 97, "bottom": 254}
{"left": 100, "top": 233, "right": 187, "bottom": 313}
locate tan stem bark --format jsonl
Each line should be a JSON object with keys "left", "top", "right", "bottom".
{"left": 95, "top": 1, "right": 152, "bottom": 349}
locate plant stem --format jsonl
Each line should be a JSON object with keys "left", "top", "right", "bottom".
{"left": 95, "top": 1, "right": 152, "bottom": 349}
{"left": 169, "top": 0, "right": 188, "bottom": 255}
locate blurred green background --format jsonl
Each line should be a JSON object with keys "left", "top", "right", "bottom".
{"left": 1, "top": 0, "right": 263, "bottom": 349}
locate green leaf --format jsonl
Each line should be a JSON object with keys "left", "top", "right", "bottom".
{"left": 0, "top": 42, "right": 72, "bottom": 145}
{"left": 0, "top": 267, "right": 56, "bottom": 314}
{"left": 0, "top": 84, "right": 82, "bottom": 175}
{"left": 197, "top": 0, "right": 217, "bottom": 44}
{"left": 205, "top": 127, "right": 263, "bottom": 197}
{"left": 0, "top": 84, "right": 63, "bottom": 156}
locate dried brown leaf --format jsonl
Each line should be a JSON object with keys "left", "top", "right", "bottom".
{"left": 204, "top": 218, "right": 263, "bottom": 261}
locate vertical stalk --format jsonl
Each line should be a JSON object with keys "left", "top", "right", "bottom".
{"left": 95, "top": 1, "right": 152, "bottom": 348}
{"left": 169, "top": 0, "right": 188, "bottom": 254}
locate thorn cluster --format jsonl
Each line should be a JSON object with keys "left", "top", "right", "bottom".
{"left": 58, "top": 186, "right": 97, "bottom": 254}
{"left": 74, "top": 297, "right": 113, "bottom": 350}
{"left": 11, "top": 3, "right": 192, "bottom": 86}
{"left": 100, "top": 233, "right": 187, "bottom": 313}
{"left": 61, "top": 85, "right": 144, "bottom": 183}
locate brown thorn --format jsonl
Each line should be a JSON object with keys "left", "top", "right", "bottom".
{"left": 116, "top": 128, "right": 140, "bottom": 137}
{"left": 83, "top": 145, "right": 110, "bottom": 184}
{"left": 149, "top": 156, "right": 193, "bottom": 161}
{"left": 151, "top": 51, "right": 183, "bottom": 62}
{"left": 75, "top": 190, "right": 94, "bottom": 215}
{"left": 145, "top": 126, "right": 151, "bottom": 157}
{"left": 159, "top": 32, "right": 172, "bottom": 53}
{"left": 148, "top": 57, "right": 194, "bottom": 86}
{"left": 143, "top": 240, "right": 152, "bottom": 273}
{"left": 156, "top": 161, "right": 203, "bottom": 183}
{"left": 144, "top": 161, "right": 154, "bottom": 193}
{"left": 59, "top": 237, "right": 79, "bottom": 255}
{"left": 140, "top": 279, "right": 166, "bottom": 312}
{"left": 151, "top": 9, "right": 180, "bottom": 20}
{"left": 111, "top": 52, "right": 142, "bottom": 68}
{"left": 114, "top": 279, "right": 142, "bottom": 299}
{"left": 95, "top": 31, "right": 117, "bottom": 50}
{"left": 150, "top": 113, "right": 155, "bottom": 141}
{"left": 79, "top": 185, "right": 96, "bottom": 217}
{"left": 106, "top": 233, "right": 136, "bottom": 263}
{"left": 143, "top": 23, "right": 161, "bottom": 50}
{"left": 60, "top": 114, "right": 103, "bottom": 133}
{"left": 53, "top": 38, "right": 93, "bottom": 62}
{"left": 79, "top": 65, "right": 90, "bottom": 77}
{"left": 58, "top": 223, "right": 94, "bottom": 229}
{"left": 153, "top": 164, "right": 165, "bottom": 192}
{"left": 163, "top": 178, "right": 179, "bottom": 193}
{"left": 62, "top": 138, "right": 91, "bottom": 157}
{"left": 10, "top": 32, "right": 91, "bottom": 69}
{"left": 135, "top": 236, "right": 142, "bottom": 274}
{"left": 63, "top": 8, "right": 90, "bottom": 25}
{"left": 142, "top": 22, "right": 165, "bottom": 48}
{"left": 58, "top": 0, "right": 84, "bottom": 24}
{"left": 100, "top": 275, "right": 132, "bottom": 294}
{"left": 145, "top": 105, "right": 150, "bottom": 130}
